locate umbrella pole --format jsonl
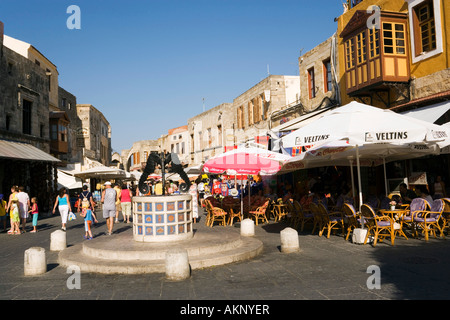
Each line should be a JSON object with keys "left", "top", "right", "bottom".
{"left": 383, "top": 158, "right": 388, "bottom": 197}
{"left": 240, "top": 176, "right": 244, "bottom": 220}
{"left": 356, "top": 145, "right": 364, "bottom": 228}
{"left": 349, "top": 160, "right": 355, "bottom": 204}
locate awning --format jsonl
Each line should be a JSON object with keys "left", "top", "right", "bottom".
{"left": 57, "top": 170, "right": 83, "bottom": 189}
{"left": 401, "top": 101, "right": 450, "bottom": 126}
{"left": 0, "top": 139, "right": 60, "bottom": 162}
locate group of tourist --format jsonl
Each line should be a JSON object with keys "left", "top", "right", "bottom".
{"left": 52, "top": 182, "right": 134, "bottom": 238}
{"left": 0, "top": 185, "right": 37, "bottom": 235}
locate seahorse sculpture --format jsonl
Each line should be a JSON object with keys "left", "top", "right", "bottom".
{"left": 138, "top": 152, "right": 191, "bottom": 195}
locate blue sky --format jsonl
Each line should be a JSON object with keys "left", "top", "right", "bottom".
{"left": 1, "top": 0, "right": 343, "bottom": 153}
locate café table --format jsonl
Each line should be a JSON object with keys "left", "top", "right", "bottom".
{"left": 378, "top": 208, "right": 409, "bottom": 240}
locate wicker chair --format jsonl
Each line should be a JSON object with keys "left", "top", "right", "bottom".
{"left": 360, "top": 204, "right": 395, "bottom": 246}
{"left": 249, "top": 200, "right": 270, "bottom": 226}
{"left": 342, "top": 203, "right": 358, "bottom": 241}
{"left": 309, "top": 203, "right": 322, "bottom": 235}
{"left": 401, "top": 198, "right": 429, "bottom": 238}
{"left": 413, "top": 199, "right": 445, "bottom": 241}
{"left": 317, "top": 203, "right": 344, "bottom": 238}
{"left": 204, "top": 199, "right": 227, "bottom": 227}
{"left": 293, "top": 200, "right": 314, "bottom": 232}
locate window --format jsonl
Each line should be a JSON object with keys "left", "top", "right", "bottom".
{"left": 252, "top": 97, "right": 260, "bottom": 123}
{"left": 237, "top": 106, "right": 244, "bottom": 129}
{"left": 416, "top": 1, "right": 436, "bottom": 53}
{"left": 22, "top": 99, "right": 32, "bottom": 135}
{"left": 345, "top": 38, "right": 355, "bottom": 70}
{"left": 248, "top": 101, "right": 254, "bottom": 126}
{"left": 51, "top": 124, "right": 58, "bottom": 140}
{"left": 356, "top": 31, "right": 367, "bottom": 64}
{"left": 368, "top": 28, "right": 380, "bottom": 58}
{"left": 408, "top": 0, "right": 442, "bottom": 62}
{"left": 7, "top": 63, "right": 13, "bottom": 75}
{"left": 323, "top": 59, "right": 332, "bottom": 93}
{"left": 382, "top": 22, "right": 406, "bottom": 55}
{"left": 307, "top": 67, "right": 316, "bottom": 99}
{"left": 6, "top": 115, "right": 11, "bottom": 131}
{"left": 59, "top": 125, "right": 67, "bottom": 142}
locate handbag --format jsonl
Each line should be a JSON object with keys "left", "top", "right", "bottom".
{"left": 68, "top": 211, "right": 76, "bottom": 221}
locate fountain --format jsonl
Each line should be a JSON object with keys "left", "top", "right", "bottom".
{"left": 58, "top": 152, "right": 263, "bottom": 275}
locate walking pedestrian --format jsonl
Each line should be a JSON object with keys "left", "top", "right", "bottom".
{"left": 189, "top": 182, "right": 199, "bottom": 223}
{"left": 77, "top": 185, "right": 96, "bottom": 212}
{"left": 114, "top": 183, "right": 122, "bottom": 223}
{"left": 52, "top": 187, "right": 72, "bottom": 231}
{"left": 29, "top": 197, "right": 38, "bottom": 233}
{"left": 120, "top": 184, "right": 132, "bottom": 223}
{"left": 6, "top": 186, "right": 20, "bottom": 235}
{"left": 17, "top": 186, "right": 30, "bottom": 233}
{"left": 80, "top": 207, "right": 98, "bottom": 240}
{"left": 0, "top": 194, "right": 7, "bottom": 232}
{"left": 101, "top": 181, "right": 117, "bottom": 235}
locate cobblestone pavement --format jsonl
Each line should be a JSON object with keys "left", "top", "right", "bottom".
{"left": 1, "top": 208, "right": 449, "bottom": 309}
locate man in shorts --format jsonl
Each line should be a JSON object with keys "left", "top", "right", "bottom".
{"left": 101, "top": 181, "right": 117, "bottom": 235}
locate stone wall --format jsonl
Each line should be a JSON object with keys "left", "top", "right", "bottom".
{"left": 410, "top": 68, "right": 450, "bottom": 101}
{"left": 298, "top": 36, "right": 339, "bottom": 112}
{"left": 58, "top": 86, "right": 82, "bottom": 162}
{"left": 0, "top": 43, "right": 50, "bottom": 152}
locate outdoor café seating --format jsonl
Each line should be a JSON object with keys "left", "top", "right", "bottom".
{"left": 204, "top": 198, "right": 227, "bottom": 227}
{"left": 360, "top": 204, "right": 395, "bottom": 246}
{"left": 249, "top": 200, "right": 270, "bottom": 225}
{"left": 400, "top": 197, "right": 429, "bottom": 237}
{"left": 412, "top": 198, "right": 445, "bottom": 241}
{"left": 317, "top": 203, "right": 344, "bottom": 238}
{"left": 441, "top": 198, "right": 450, "bottom": 233}
{"left": 342, "top": 203, "right": 358, "bottom": 241}
{"left": 309, "top": 203, "right": 322, "bottom": 235}
{"left": 293, "top": 200, "right": 314, "bottom": 232}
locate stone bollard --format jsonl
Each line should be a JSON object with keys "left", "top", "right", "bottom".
{"left": 165, "top": 248, "right": 190, "bottom": 281}
{"left": 24, "top": 247, "right": 46, "bottom": 276}
{"left": 280, "top": 227, "right": 300, "bottom": 253}
{"left": 240, "top": 218, "right": 255, "bottom": 237}
{"left": 50, "top": 230, "right": 67, "bottom": 251}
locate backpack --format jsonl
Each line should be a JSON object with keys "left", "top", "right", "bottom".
{"left": 81, "top": 192, "right": 90, "bottom": 209}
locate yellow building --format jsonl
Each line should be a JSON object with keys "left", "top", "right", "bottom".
{"left": 336, "top": 0, "right": 450, "bottom": 108}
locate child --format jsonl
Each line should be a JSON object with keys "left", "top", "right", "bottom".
{"left": 8, "top": 198, "right": 20, "bottom": 235}
{"left": 0, "top": 194, "right": 7, "bottom": 232}
{"left": 29, "top": 197, "right": 38, "bottom": 233}
{"left": 80, "top": 207, "right": 98, "bottom": 240}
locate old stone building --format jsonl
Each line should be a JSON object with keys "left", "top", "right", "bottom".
{"left": 188, "top": 103, "right": 234, "bottom": 165}
{"left": 234, "top": 75, "right": 300, "bottom": 136}
{"left": 76, "top": 104, "right": 112, "bottom": 168}
{"left": 0, "top": 21, "right": 59, "bottom": 211}
{"left": 122, "top": 139, "right": 160, "bottom": 172}
{"left": 56, "top": 86, "right": 82, "bottom": 163}
{"left": 270, "top": 36, "right": 341, "bottom": 138}
{"left": 298, "top": 35, "right": 340, "bottom": 112}
{"left": 161, "top": 125, "right": 190, "bottom": 166}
